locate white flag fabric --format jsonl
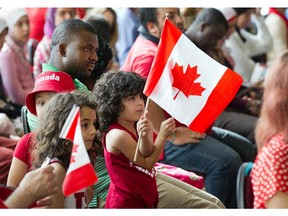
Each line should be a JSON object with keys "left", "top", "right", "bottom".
{"left": 144, "top": 19, "right": 243, "bottom": 133}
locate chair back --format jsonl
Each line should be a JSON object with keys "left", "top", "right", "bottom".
{"left": 21, "top": 106, "right": 31, "bottom": 134}
{"left": 236, "top": 162, "right": 254, "bottom": 208}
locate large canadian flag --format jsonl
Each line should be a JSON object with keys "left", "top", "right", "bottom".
{"left": 144, "top": 19, "right": 243, "bottom": 133}
{"left": 60, "top": 105, "right": 98, "bottom": 197}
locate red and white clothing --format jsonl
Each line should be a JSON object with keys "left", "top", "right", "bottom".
{"left": 64, "top": 188, "right": 86, "bottom": 208}
{"left": 251, "top": 134, "right": 288, "bottom": 208}
{"left": 103, "top": 123, "right": 158, "bottom": 208}
{"left": 265, "top": 8, "right": 288, "bottom": 67}
{"left": 49, "top": 158, "right": 87, "bottom": 208}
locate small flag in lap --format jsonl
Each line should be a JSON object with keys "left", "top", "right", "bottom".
{"left": 60, "top": 105, "right": 98, "bottom": 197}
{"left": 144, "top": 18, "right": 243, "bottom": 133}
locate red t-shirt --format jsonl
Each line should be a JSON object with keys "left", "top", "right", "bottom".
{"left": 121, "top": 35, "right": 157, "bottom": 79}
{"left": 251, "top": 134, "right": 288, "bottom": 208}
{"left": 103, "top": 123, "right": 158, "bottom": 208}
{"left": 13, "top": 133, "right": 34, "bottom": 170}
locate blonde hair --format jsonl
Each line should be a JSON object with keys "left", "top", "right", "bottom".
{"left": 255, "top": 50, "right": 288, "bottom": 149}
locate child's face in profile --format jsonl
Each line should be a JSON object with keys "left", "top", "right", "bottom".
{"left": 35, "top": 91, "right": 57, "bottom": 119}
{"left": 80, "top": 106, "right": 97, "bottom": 150}
{"left": 119, "top": 93, "right": 145, "bottom": 123}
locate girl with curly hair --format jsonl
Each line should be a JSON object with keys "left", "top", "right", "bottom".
{"left": 31, "top": 91, "right": 98, "bottom": 208}
{"left": 93, "top": 70, "right": 176, "bottom": 208}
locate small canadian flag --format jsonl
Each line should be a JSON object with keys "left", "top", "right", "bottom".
{"left": 144, "top": 18, "right": 243, "bottom": 133}
{"left": 60, "top": 105, "right": 98, "bottom": 197}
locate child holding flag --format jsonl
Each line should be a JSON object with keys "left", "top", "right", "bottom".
{"left": 93, "top": 70, "right": 176, "bottom": 208}
{"left": 7, "top": 72, "right": 96, "bottom": 208}
{"left": 7, "top": 71, "right": 76, "bottom": 188}
{"left": 31, "top": 91, "right": 98, "bottom": 208}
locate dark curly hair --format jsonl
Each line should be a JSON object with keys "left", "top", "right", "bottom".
{"left": 92, "top": 70, "right": 146, "bottom": 133}
{"left": 31, "top": 91, "right": 97, "bottom": 169}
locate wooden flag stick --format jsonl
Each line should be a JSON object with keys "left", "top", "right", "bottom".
{"left": 133, "top": 97, "right": 151, "bottom": 162}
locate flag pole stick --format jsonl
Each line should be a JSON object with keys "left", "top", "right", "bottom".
{"left": 133, "top": 97, "right": 151, "bottom": 162}
{"left": 134, "top": 14, "right": 170, "bottom": 163}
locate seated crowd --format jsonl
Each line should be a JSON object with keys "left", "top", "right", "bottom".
{"left": 0, "top": 7, "right": 287, "bottom": 209}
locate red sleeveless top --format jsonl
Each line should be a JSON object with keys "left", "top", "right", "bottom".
{"left": 103, "top": 123, "right": 158, "bottom": 208}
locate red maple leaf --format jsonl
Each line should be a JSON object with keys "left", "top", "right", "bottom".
{"left": 171, "top": 63, "right": 206, "bottom": 100}
{"left": 70, "top": 144, "right": 79, "bottom": 163}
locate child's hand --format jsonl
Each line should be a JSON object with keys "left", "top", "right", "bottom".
{"left": 137, "top": 111, "right": 153, "bottom": 139}
{"left": 159, "top": 117, "right": 176, "bottom": 139}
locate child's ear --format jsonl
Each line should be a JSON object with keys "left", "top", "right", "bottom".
{"left": 59, "top": 44, "right": 67, "bottom": 57}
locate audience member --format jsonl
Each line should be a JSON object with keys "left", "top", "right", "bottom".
{"left": 89, "top": 8, "right": 118, "bottom": 50}
{"left": 27, "top": 18, "right": 99, "bottom": 131}
{"left": 211, "top": 8, "right": 260, "bottom": 144}
{"left": 225, "top": 8, "right": 272, "bottom": 88}
{"left": 0, "top": 18, "right": 22, "bottom": 120}
{"left": 0, "top": 111, "right": 20, "bottom": 186}
{"left": 84, "top": 13, "right": 111, "bottom": 42}
{"left": 265, "top": 8, "right": 288, "bottom": 67}
{"left": 83, "top": 17, "right": 113, "bottom": 90}
{"left": 0, "top": 135, "right": 17, "bottom": 186}
{"left": 180, "top": 8, "right": 202, "bottom": 30}
{"left": 0, "top": 17, "right": 22, "bottom": 186}
{"left": 251, "top": 50, "right": 288, "bottom": 208}
{"left": 0, "top": 8, "right": 34, "bottom": 105}
{"left": 33, "top": 8, "right": 78, "bottom": 79}
{"left": 115, "top": 8, "right": 140, "bottom": 67}
{"left": 26, "top": 8, "right": 47, "bottom": 42}
{"left": 94, "top": 70, "right": 175, "bottom": 208}
{"left": 87, "top": 7, "right": 119, "bottom": 69}
{"left": 31, "top": 91, "right": 97, "bottom": 208}
{"left": 1, "top": 165, "right": 58, "bottom": 208}
{"left": 44, "top": 19, "right": 98, "bottom": 92}
{"left": 185, "top": 8, "right": 257, "bottom": 160}
{"left": 7, "top": 71, "right": 76, "bottom": 188}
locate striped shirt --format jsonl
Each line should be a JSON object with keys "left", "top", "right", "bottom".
{"left": 88, "top": 156, "right": 110, "bottom": 208}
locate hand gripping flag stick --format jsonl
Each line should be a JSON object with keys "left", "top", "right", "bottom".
{"left": 133, "top": 97, "right": 150, "bottom": 162}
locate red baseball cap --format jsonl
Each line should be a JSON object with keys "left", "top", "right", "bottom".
{"left": 26, "top": 71, "right": 76, "bottom": 116}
